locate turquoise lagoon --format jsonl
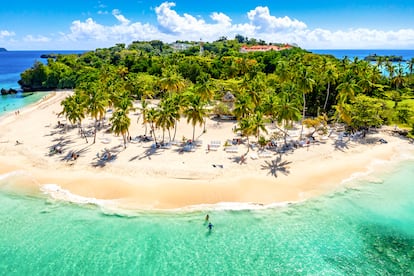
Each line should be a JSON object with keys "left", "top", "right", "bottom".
{"left": 0, "top": 159, "right": 413, "bottom": 275}
{"left": 0, "top": 92, "right": 49, "bottom": 117}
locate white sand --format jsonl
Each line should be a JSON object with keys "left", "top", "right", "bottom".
{"left": 1, "top": 91, "right": 413, "bottom": 209}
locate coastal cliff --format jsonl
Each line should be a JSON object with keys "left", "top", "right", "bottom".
{"left": 0, "top": 48, "right": 7, "bottom": 52}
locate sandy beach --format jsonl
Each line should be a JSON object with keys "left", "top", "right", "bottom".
{"left": 0, "top": 91, "right": 413, "bottom": 210}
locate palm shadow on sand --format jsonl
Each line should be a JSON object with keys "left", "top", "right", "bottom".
{"left": 333, "top": 139, "right": 349, "bottom": 152}
{"left": 261, "top": 155, "right": 291, "bottom": 178}
{"left": 130, "top": 147, "right": 162, "bottom": 161}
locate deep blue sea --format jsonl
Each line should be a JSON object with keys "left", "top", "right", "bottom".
{"left": 310, "top": 49, "right": 414, "bottom": 61}
{"left": 0, "top": 50, "right": 84, "bottom": 116}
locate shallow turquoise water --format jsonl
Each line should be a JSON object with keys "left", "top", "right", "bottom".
{"left": 0, "top": 161, "right": 413, "bottom": 275}
{"left": 0, "top": 92, "right": 49, "bottom": 117}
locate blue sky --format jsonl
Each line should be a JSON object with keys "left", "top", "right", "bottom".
{"left": 1, "top": 0, "right": 414, "bottom": 50}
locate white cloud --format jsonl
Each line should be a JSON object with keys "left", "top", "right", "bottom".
{"left": 155, "top": 2, "right": 207, "bottom": 34}
{"left": 24, "top": 35, "right": 50, "bottom": 43}
{"left": 7, "top": 1, "right": 414, "bottom": 50}
{"left": 298, "top": 28, "right": 414, "bottom": 49}
{"left": 0, "top": 30, "right": 15, "bottom": 39}
{"left": 210, "top": 12, "right": 232, "bottom": 26}
{"left": 112, "top": 9, "right": 130, "bottom": 25}
{"left": 247, "top": 6, "right": 307, "bottom": 32}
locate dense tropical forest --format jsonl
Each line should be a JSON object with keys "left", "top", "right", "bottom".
{"left": 18, "top": 36, "right": 414, "bottom": 145}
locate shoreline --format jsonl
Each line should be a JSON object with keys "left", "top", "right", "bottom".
{"left": 1, "top": 90, "right": 413, "bottom": 210}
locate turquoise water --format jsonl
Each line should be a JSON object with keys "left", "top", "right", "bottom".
{"left": 0, "top": 92, "right": 49, "bottom": 117}
{"left": 309, "top": 49, "right": 414, "bottom": 61}
{"left": 0, "top": 160, "right": 413, "bottom": 274}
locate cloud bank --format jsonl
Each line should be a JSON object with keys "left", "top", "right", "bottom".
{"left": 2, "top": 1, "right": 414, "bottom": 50}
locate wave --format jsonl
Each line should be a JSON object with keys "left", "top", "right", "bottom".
{"left": 40, "top": 183, "right": 113, "bottom": 207}
{"left": 0, "top": 170, "right": 27, "bottom": 181}
{"left": 37, "top": 182, "right": 299, "bottom": 218}
{"left": 341, "top": 152, "right": 414, "bottom": 186}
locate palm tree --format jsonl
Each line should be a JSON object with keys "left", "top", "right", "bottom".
{"left": 336, "top": 80, "right": 359, "bottom": 105}
{"left": 169, "top": 92, "right": 184, "bottom": 141}
{"left": 233, "top": 92, "right": 254, "bottom": 120}
{"left": 295, "top": 66, "right": 315, "bottom": 139}
{"left": 159, "top": 68, "right": 186, "bottom": 97}
{"left": 392, "top": 63, "right": 405, "bottom": 90}
{"left": 110, "top": 109, "right": 130, "bottom": 149}
{"left": 138, "top": 98, "right": 149, "bottom": 135}
{"left": 183, "top": 93, "right": 208, "bottom": 141}
{"left": 145, "top": 107, "right": 158, "bottom": 144}
{"left": 60, "top": 91, "right": 88, "bottom": 142}
{"left": 406, "top": 58, "right": 414, "bottom": 75}
{"left": 235, "top": 116, "right": 255, "bottom": 155}
{"left": 272, "top": 90, "right": 301, "bottom": 146}
{"left": 250, "top": 111, "right": 268, "bottom": 140}
{"left": 193, "top": 77, "right": 215, "bottom": 103}
{"left": 334, "top": 80, "right": 360, "bottom": 127}
{"left": 84, "top": 84, "right": 109, "bottom": 143}
{"left": 156, "top": 97, "right": 179, "bottom": 142}
{"left": 322, "top": 61, "right": 338, "bottom": 112}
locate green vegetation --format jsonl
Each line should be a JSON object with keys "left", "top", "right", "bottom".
{"left": 364, "top": 54, "right": 404, "bottom": 62}
{"left": 20, "top": 37, "right": 414, "bottom": 143}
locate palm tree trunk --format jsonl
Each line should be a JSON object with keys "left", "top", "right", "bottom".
{"left": 192, "top": 124, "right": 196, "bottom": 141}
{"left": 323, "top": 82, "right": 330, "bottom": 111}
{"left": 79, "top": 122, "right": 88, "bottom": 143}
{"left": 173, "top": 122, "right": 178, "bottom": 141}
{"left": 93, "top": 118, "right": 98, "bottom": 144}
{"left": 300, "top": 92, "right": 306, "bottom": 140}
{"left": 122, "top": 133, "right": 127, "bottom": 149}
{"left": 150, "top": 123, "right": 157, "bottom": 144}
{"left": 244, "top": 136, "right": 250, "bottom": 156}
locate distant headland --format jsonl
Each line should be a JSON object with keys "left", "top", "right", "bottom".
{"left": 0, "top": 48, "right": 7, "bottom": 52}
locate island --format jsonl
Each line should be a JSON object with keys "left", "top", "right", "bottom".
{"left": 0, "top": 47, "right": 7, "bottom": 52}
{"left": 364, "top": 53, "right": 404, "bottom": 62}
{"left": 40, "top": 53, "right": 58, "bottom": 59}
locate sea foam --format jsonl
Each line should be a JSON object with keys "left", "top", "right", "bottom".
{"left": 40, "top": 184, "right": 109, "bottom": 206}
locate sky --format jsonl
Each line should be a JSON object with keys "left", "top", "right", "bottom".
{"left": 1, "top": 0, "right": 414, "bottom": 50}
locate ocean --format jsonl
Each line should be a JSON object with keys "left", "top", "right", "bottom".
{"left": 0, "top": 50, "right": 83, "bottom": 116}
{"left": 1, "top": 49, "right": 414, "bottom": 274}
{"left": 310, "top": 49, "right": 414, "bottom": 61}
{"left": 0, "top": 159, "right": 413, "bottom": 274}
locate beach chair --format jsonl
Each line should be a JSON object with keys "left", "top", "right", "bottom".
{"left": 258, "top": 150, "right": 272, "bottom": 158}
{"left": 225, "top": 146, "right": 238, "bottom": 153}
{"left": 209, "top": 140, "right": 221, "bottom": 150}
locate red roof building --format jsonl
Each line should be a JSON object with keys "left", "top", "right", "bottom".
{"left": 240, "top": 44, "right": 292, "bottom": 53}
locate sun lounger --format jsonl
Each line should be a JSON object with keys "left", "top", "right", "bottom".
{"left": 210, "top": 140, "right": 221, "bottom": 146}
{"left": 249, "top": 152, "right": 258, "bottom": 160}
{"left": 258, "top": 150, "right": 273, "bottom": 158}
{"left": 194, "top": 140, "right": 203, "bottom": 147}
{"left": 100, "top": 137, "right": 111, "bottom": 144}
{"left": 183, "top": 144, "right": 195, "bottom": 152}
{"left": 225, "top": 146, "right": 238, "bottom": 153}
{"left": 209, "top": 140, "right": 221, "bottom": 150}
